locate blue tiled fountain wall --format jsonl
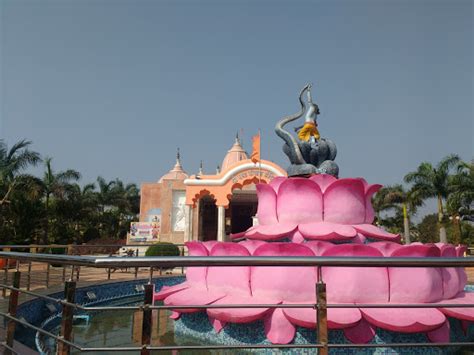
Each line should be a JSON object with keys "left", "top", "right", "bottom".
{"left": 13, "top": 276, "right": 185, "bottom": 350}
{"left": 172, "top": 284, "right": 474, "bottom": 355}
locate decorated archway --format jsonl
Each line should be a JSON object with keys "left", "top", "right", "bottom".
{"left": 184, "top": 159, "right": 286, "bottom": 241}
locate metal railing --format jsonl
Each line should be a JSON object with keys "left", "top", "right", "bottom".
{"left": 0, "top": 251, "right": 474, "bottom": 354}
{"left": 0, "top": 244, "right": 187, "bottom": 295}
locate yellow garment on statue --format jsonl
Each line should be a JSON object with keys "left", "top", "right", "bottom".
{"left": 298, "top": 122, "right": 320, "bottom": 142}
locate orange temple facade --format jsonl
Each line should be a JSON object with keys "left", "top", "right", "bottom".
{"left": 136, "top": 137, "right": 286, "bottom": 244}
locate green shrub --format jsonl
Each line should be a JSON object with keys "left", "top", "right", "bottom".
{"left": 145, "top": 242, "right": 180, "bottom": 257}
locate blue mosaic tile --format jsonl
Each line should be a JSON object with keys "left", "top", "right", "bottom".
{"left": 174, "top": 304, "right": 474, "bottom": 354}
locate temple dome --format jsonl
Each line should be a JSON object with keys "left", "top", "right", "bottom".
{"left": 159, "top": 151, "right": 188, "bottom": 182}
{"left": 221, "top": 136, "right": 248, "bottom": 171}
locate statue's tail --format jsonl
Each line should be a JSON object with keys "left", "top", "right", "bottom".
{"left": 275, "top": 85, "right": 309, "bottom": 165}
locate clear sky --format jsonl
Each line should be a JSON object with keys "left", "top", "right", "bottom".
{"left": 1, "top": 0, "right": 472, "bottom": 216}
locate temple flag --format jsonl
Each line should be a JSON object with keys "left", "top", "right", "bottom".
{"left": 251, "top": 131, "right": 261, "bottom": 163}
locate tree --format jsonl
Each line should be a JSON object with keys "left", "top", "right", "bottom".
{"left": 37, "top": 157, "right": 81, "bottom": 244}
{"left": 0, "top": 139, "right": 41, "bottom": 205}
{"left": 377, "top": 184, "right": 422, "bottom": 244}
{"left": 404, "top": 154, "right": 461, "bottom": 243}
{"left": 447, "top": 161, "right": 474, "bottom": 216}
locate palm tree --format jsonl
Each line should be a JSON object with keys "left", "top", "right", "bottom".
{"left": 447, "top": 161, "right": 474, "bottom": 216}
{"left": 96, "top": 176, "right": 117, "bottom": 213}
{"left": 379, "top": 184, "right": 422, "bottom": 244}
{"left": 0, "top": 139, "right": 41, "bottom": 205}
{"left": 38, "top": 157, "right": 81, "bottom": 244}
{"left": 404, "top": 154, "right": 461, "bottom": 243}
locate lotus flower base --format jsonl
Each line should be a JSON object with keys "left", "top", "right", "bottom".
{"left": 154, "top": 176, "right": 473, "bottom": 345}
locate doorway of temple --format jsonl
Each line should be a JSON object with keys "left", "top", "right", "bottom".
{"left": 229, "top": 186, "right": 258, "bottom": 235}
{"left": 199, "top": 195, "right": 217, "bottom": 241}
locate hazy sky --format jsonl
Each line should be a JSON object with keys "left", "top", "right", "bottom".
{"left": 1, "top": 0, "right": 472, "bottom": 216}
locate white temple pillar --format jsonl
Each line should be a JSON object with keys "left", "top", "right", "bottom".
{"left": 184, "top": 205, "right": 193, "bottom": 242}
{"left": 217, "top": 205, "right": 226, "bottom": 242}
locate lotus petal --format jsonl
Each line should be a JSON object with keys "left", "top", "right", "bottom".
{"left": 389, "top": 245, "right": 443, "bottom": 303}
{"left": 252, "top": 243, "right": 316, "bottom": 302}
{"left": 256, "top": 184, "right": 278, "bottom": 225}
{"left": 164, "top": 288, "right": 226, "bottom": 313}
{"left": 299, "top": 221, "right": 357, "bottom": 240}
{"left": 356, "top": 178, "right": 382, "bottom": 224}
{"left": 309, "top": 174, "right": 337, "bottom": 193}
{"left": 264, "top": 308, "right": 296, "bottom": 344}
{"left": 231, "top": 229, "right": 252, "bottom": 239}
{"left": 304, "top": 240, "right": 334, "bottom": 257}
{"left": 352, "top": 233, "right": 367, "bottom": 244}
{"left": 238, "top": 239, "right": 266, "bottom": 254}
{"left": 343, "top": 318, "right": 376, "bottom": 344}
{"left": 207, "top": 294, "right": 278, "bottom": 323}
{"left": 369, "top": 241, "right": 403, "bottom": 256}
{"left": 322, "top": 244, "right": 389, "bottom": 303}
{"left": 277, "top": 178, "right": 322, "bottom": 224}
{"left": 438, "top": 245, "right": 464, "bottom": 299}
{"left": 209, "top": 317, "right": 226, "bottom": 333}
{"left": 365, "top": 185, "right": 382, "bottom": 223}
{"left": 327, "top": 308, "right": 362, "bottom": 329}
{"left": 427, "top": 321, "right": 450, "bottom": 343}
{"left": 184, "top": 241, "right": 209, "bottom": 286}
{"left": 154, "top": 283, "right": 190, "bottom": 301}
{"left": 245, "top": 223, "right": 297, "bottom": 240}
{"left": 203, "top": 240, "right": 218, "bottom": 252}
{"left": 208, "top": 242, "right": 251, "bottom": 295}
{"left": 170, "top": 311, "right": 181, "bottom": 320}
{"left": 354, "top": 224, "right": 401, "bottom": 242}
{"left": 283, "top": 304, "right": 361, "bottom": 329}
{"left": 290, "top": 230, "right": 305, "bottom": 243}
{"left": 361, "top": 308, "right": 446, "bottom": 333}
{"left": 438, "top": 292, "right": 474, "bottom": 321}
{"left": 269, "top": 176, "right": 286, "bottom": 194}
{"left": 456, "top": 245, "right": 467, "bottom": 257}
{"left": 323, "top": 178, "right": 366, "bottom": 224}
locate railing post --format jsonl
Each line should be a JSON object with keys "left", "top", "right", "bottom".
{"left": 149, "top": 267, "right": 154, "bottom": 284}
{"left": 135, "top": 248, "right": 139, "bottom": 279}
{"left": 316, "top": 279, "right": 328, "bottom": 355}
{"left": 5, "top": 271, "right": 21, "bottom": 355}
{"left": 180, "top": 247, "right": 184, "bottom": 274}
{"left": 46, "top": 263, "right": 51, "bottom": 288}
{"left": 62, "top": 264, "right": 66, "bottom": 283}
{"left": 141, "top": 283, "right": 153, "bottom": 355}
{"left": 3, "top": 257, "right": 9, "bottom": 298}
{"left": 27, "top": 262, "right": 32, "bottom": 291}
{"left": 57, "top": 280, "right": 76, "bottom": 355}
{"left": 76, "top": 266, "right": 80, "bottom": 281}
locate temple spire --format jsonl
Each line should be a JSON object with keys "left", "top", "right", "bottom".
{"left": 173, "top": 147, "right": 183, "bottom": 171}
{"left": 198, "top": 160, "right": 204, "bottom": 175}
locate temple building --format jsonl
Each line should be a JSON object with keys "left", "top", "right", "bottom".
{"left": 134, "top": 136, "right": 286, "bottom": 244}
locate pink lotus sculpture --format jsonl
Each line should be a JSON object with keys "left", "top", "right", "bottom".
{"left": 231, "top": 175, "right": 400, "bottom": 243}
{"left": 154, "top": 176, "right": 472, "bottom": 345}
{"left": 155, "top": 240, "right": 471, "bottom": 344}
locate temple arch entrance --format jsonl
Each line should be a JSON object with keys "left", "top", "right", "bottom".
{"left": 184, "top": 159, "right": 286, "bottom": 242}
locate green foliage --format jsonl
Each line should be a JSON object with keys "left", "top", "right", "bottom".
{"left": 145, "top": 242, "right": 180, "bottom": 257}
{"left": 0, "top": 139, "right": 140, "bottom": 245}
{"left": 412, "top": 214, "right": 439, "bottom": 244}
